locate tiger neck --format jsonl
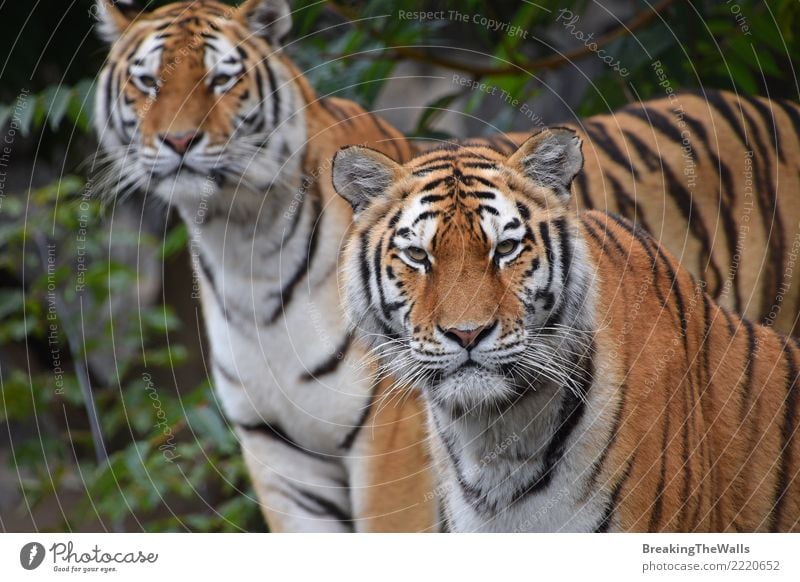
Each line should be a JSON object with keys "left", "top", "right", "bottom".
{"left": 427, "top": 231, "right": 601, "bottom": 529}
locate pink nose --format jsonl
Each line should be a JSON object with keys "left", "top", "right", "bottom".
{"left": 160, "top": 131, "right": 203, "bottom": 154}
{"left": 443, "top": 323, "right": 495, "bottom": 349}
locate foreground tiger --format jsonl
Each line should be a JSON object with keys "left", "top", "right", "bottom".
{"left": 94, "top": 0, "right": 433, "bottom": 531}
{"left": 333, "top": 129, "right": 800, "bottom": 532}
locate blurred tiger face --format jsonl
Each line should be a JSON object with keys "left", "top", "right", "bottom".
{"left": 333, "top": 129, "right": 585, "bottom": 411}
{"left": 93, "top": 0, "right": 300, "bottom": 204}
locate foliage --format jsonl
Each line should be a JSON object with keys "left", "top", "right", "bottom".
{"left": 0, "top": 0, "right": 798, "bottom": 532}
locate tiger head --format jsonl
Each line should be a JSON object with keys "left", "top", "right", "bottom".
{"left": 333, "top": 129, "right": 594, "bottom": 413}
{"left": 93, "top": 0, "right": 305, "bottom": 207}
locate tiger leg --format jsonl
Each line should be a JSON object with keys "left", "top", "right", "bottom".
{"left": 345, "top": 381, "right": 440, "bottom": 532}
{"left": 236, "top": 426, "right": 353, "bottom": 532}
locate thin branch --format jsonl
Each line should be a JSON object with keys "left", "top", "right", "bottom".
{"left": 327, "top": 0, "right": 678, "bottom": 77}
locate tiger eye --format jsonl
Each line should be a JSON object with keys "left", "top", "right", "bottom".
{"left": 211, "top": 74, "right": 232, "bottom": 88}
{"left": 405, "top": 246, "right": 428, "bottom": 263}
{"left": 139, "top": 75, "right": 158, "bottom": 89}
{"left": 495, "top": 239, "right": 518, "bottom": 256}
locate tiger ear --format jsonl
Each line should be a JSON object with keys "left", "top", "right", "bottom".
{"left": 506, "top": 127, "right": 583, "bottom": 202}
{"left": 332, "top": 146, "right": 405, "bottom": 214}
{"left": 237, "top": 0, "right": 292, "bottom": 45}
{"left": 93, "top": 0, "right": 138, "bottom": 43}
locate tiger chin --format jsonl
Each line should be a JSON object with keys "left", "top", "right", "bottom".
{"left": 332, "top": 128, "right": 800, "bottom": 532}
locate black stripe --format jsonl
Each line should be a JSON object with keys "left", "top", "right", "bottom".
{"left": 420, "top": 194, "right": 446, "bottom": 204}
{"left": 264, "top": 60, "right": 281, "bottom": 128}
{"left": 680, "top": 112, "right": 741, "bottom": 310}
{"left": 739, "top": 101, "right": 785, "bottom": 323}
{"left": 573, "top": 165, "right": 594, "bottom": 210}
{"left": 702, "top": 90, "right": 748, "bottom": 146}
{"left": 238, "top": 420, "right": 334, "bottom": 462}
{"left": 413, "top": 163, "right": 452, "bottom": 175}
{"left": 648, "top": 404, "right": 671, "bottom": 532}
{"left": 625, "top": 106, "right": 696, "bottom": 161}
{"left": 594, "top": 453, "right": 636, "bottom": 533}
{"left": 214, "top": 360, "right": 242, "bottom": 386}
{"left": 510, "top": 345, "right": 594, "bottom": 503}
{"left": 198, "top": 252, "right": 231, "bottom": 321}
{"left": 772, "top": 99, "right": 800, "bottom": 140}
{"left": 319, "top": 98, "right": 351, "bottom": 123}
{"left": 300, "top": 333, "right": 353, "bottom": 381}
{"left": 373, "top": 232, "right": 405, "bottom": 320}
{"left": 538, "top": 221, "right": 555, "bottom": 293}
{"left": 544, "top": 217, "right": 573, "bottom": 327}
{"left": 292, "top": 488, "right": 351, "bottom": 524}
{"left": 770, "top": 339, "right": 798, "bottom": 531}
{"left": 339, "top": 390, "right": 376, "bottom": 450}
{"left": 358, "top": 230, "right": 374, "bottom": 312}
{"left": 744, "top": 95, "right": 785, "bottom": 163}
{"left": 586, "top": 379, "right": 626, "bottom": 496}
{"left": 583, "top": 121, "right": 639, "bottom": 180}
{"left": 467, "top": 174, "right": 498, "bottom": 188}
{"left": 620, "top": 129, "right": 660, "bottom": 171}
{"left": 584, "top": 213, "right": 629, "bottom": 260}
{"left": 412, "top": 211, "right": 440, "bottom": 226}
{"left": 264, "top": 186, "right": 322, "bottom": 325}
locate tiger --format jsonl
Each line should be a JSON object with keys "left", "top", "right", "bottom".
{"left": 452, "top": 90, "right": 800, "bottom": 335}
{"left": 332, "top": 128, "right": 800, "bottom": 532}
{"left": 92, "top": 0, "right": 435, "bottom": 532}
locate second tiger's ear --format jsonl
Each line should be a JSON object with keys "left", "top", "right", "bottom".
{"left": 332, "top": 146, "right": 405, "bottom": 215}
{"left": 237, "top": 0, "right": 292, "bottom": 46}
{"left": 506, "top": 127, "right": 583, "bottom": 203}
{"left": 93, "top": 0, "right": 139, "bottom": 43}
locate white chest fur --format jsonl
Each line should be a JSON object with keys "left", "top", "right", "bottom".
{"left": 184, "top": 180, "right": 371, "bottom": 456}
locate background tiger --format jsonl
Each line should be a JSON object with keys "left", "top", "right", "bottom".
{"left": 94, "top": 0, "right": 434, "bottom": 532}
{"left": 332, "top": 128, "right": 800, "bottom": 532}
{"left": 455, "top": 90, "right": 800, "bottom": 334}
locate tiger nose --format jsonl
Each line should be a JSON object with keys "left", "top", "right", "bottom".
{"left": 160, "top": 131, "right": 204, "bottom": 154}
{"left": 443, "top": 322, "right": 496, "bottom": 349}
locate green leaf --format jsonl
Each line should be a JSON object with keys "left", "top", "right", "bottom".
{"left": 159, "top": 223, "right": 188, "bottom": 260}
{"left": 15, "top": 92, "right": 37, "bottom": 136}
{"left": 42, "top": 85, "right": 73, "bottom": 131}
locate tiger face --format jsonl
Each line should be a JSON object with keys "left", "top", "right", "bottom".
{"left": 93, "top": 0, "right": 303, "bottom": 205}
{"left": 333, "top": 129, "right": 590, "bottom": 413}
